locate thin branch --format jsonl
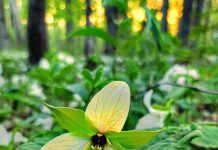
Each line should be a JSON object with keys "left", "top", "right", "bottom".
{"left": 133, "top": 82, "right": 218, "bottom": 97}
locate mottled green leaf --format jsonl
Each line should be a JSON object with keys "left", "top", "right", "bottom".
{"left": 191, "top": 126, "right": 218, "bottom": 148}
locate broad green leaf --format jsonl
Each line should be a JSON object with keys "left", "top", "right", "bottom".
{"left": 94, "top": 67, "right": 103, "bottom": 83}
{"left": 68, "top": 27, "right": 116, "bottom": 46}
{"left": 82, "top": 69, "right": 94, "bottom": 83}
{"left": 107, "top": 129, "right": 164, "bottom": 149}
{"left": 44, "top": 103, "right": 96, "bottom": 138}
{"left": 0, "top": 145, "right": 10, "bottom": 150}
{"left": 191, "top": 126, "right": 218, "bottom": 148}
{"left": 17, "top": 142, "right": 43, "bottom": 150}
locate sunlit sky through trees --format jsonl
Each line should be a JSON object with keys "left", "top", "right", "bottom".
{"left": 6, "top": 0, "right": 218, "bottom": 37}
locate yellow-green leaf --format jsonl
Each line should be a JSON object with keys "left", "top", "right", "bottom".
{"left": 107, "top": 129, "right": 164, "bottom": 149}
{"left": 44, "top": 103, "right": 96, "bottom": 138}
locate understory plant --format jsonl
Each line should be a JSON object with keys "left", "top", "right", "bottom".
{"left": 41, "top": 81, "right": 163, "bottom": 150}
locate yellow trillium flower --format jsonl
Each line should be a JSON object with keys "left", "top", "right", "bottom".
{"left": 41, "top": 81, "right": 163, "bottom": 150}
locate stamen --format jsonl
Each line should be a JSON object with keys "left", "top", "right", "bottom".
{"left": 91, "top": 133, "right": 107, "bottom": 149}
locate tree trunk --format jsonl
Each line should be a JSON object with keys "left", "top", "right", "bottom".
{"left": 104, "top": 6, "right": 118, "bottom": 55}
{"left": 191, "top": 0, "right": 204, "bottom": 47}
{"left": 204, "top": 0, "right": 211, "bottom": 44}
{"left": 179, "top": 0, "right": 193, "bottom": 46}
{"left": 0, "top": 0, "right": 9, "bottom": 49}
{"left": 9, "top": 0, "right": 23, "bottom": 43}
{"left": 193, "top": 0, "right": 204, "bottom": 26}
{"left": 27, "top": 0, "right": 47, "bottom": 64}
{"left": 161, "top": 0, "right": 168, "bottom": 32}
{"left": 65, "top": 0, "right": 73, "bottom": 42}
{"left": 84, "top": 0, "right": 93, "bottom": 58}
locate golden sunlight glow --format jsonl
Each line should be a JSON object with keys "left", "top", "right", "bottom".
{"left": 17, "top": 0, "right": 22, "bottom": 7}
{"left": 90, "top": 14, "right": 97, "bottom": 24}
{"left": 128, "top": 1, "right": 144, "bottom": 32}
{"left": 48, "top": 25, "right": 54, "bottom": 30}
{"left": 168, "top": 0, "right": 183, "bottom": 35}
{"left": 50, "top": 7, "right": 57, "bottom": 14}
{"left": 128, "top": 1, "right": 135, "bottom": 8}
{"left": 43, "top": 0, "right": 184, "bottom": 35}
{"left": 132, "top": 20, "right": 143, "bottom": 32}
{"left": 60, "top": 3, "right": 66, "bottom": 10}
{"left": 21, "top": 19, "right": 27, "bottom": 25}
{"left": 132, "top": 7, "right": 146, "bottom": 22}
{"left": 58, "top": 19, "right": 66, "bottom": 29}
{"left": 90, "top": 0, "right": 105, "bottom": 27}
{"left": 79, "top": 16, "right": 86, "bottom": 26}
{"left": 46, "top": 13, "right": 54, "bottom": 24}
{"left": 147, "top": 0, "right": 163, "bottom": 10}
{"left": 156, "top": 11, "right": 163, "bottom": 21}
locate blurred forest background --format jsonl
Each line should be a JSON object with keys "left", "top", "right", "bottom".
{"left": 0, "top": 0, "right": 218, "bottom": 149}
{"left": 1, "top": 0, "right": 218, "bottom": 60}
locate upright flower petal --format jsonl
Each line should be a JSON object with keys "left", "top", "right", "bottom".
{"left": 40, "top": 133, "right": 89, "bottom": 150}
{"left": 86, "top": 81, "right": 130, "bottom": 133}
{"left": 135, "top": 114, "right": 165, "bottom": 129}
{"left": 143, "top": 90, "right": 153, "bottom": 111}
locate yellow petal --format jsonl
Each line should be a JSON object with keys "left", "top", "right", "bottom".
{"left": 40, "top": 133, "right": 88, "bottom": 150}
{"left": 85, "top": 81, "right": 130, "bottom": 133}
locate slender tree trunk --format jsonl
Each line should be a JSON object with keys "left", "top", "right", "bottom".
{"left": 84, "top": 0, "right": 93, "bottom": 58}
{"left": 0, "top": 0, "right": 9, "bottom": 49}
{"left": 161, "top": 0, "right": 168, "bottom": 32}
{"left": 204, "top": 0, "right": 211, "bottom": 44}
{"left": 27, "top": 0, "right": 47, "bottom": 64}
{"left": 104, "top": 6, "right": 118, "bottom": 55}
{"left": 9, "top": 0, "right": 23, "bottom": 43}
{"left": 65, "top": 0, "right": 73, "bottom": 42}
{"left": 193, "top": 0, "right": 204, "bottom": 25}
{"left": 191, "top": 0, "right": 204, "bottom": 47}
{"left": 179, "top": 0, "right": 193, "bottom": 46}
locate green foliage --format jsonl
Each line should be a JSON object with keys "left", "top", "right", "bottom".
{"left": 0, "top": 146, "right": 10, "bottom": 150}
{"left": 68, "top": 27, "right": 116, "bottom": 46}
{"left": 0, "top": 49, "right": 218, "bottom": 149}
{"left": 44, "top": 103, "right": 96, "bottom": 137}
{"left": 1, "top": 0, "right": 218, "bottom": 149}
{"left": 191, "top": 126, "right": 218, "bottom": 148}
{"left": 143, "top": 5, "right": 164, "bottom": 51}
{"left": 107, "top": 129, "right": 164, "bottom": 149}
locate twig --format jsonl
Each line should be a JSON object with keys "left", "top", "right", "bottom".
{"left": 133, "top": 82, "right": 218, "bottom": 97}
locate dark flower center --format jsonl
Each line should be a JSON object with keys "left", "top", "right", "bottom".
{"left": 91, "top": 133, "right": 107, "bottom": 149}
